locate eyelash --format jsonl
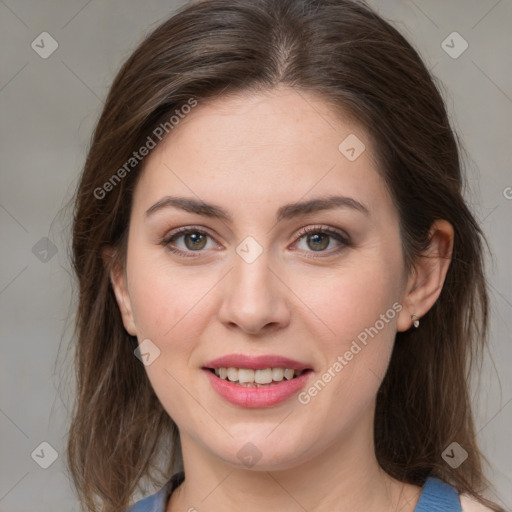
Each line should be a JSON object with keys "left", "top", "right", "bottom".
{"left": 293, "top": 225, "right": 351, "bottom": 259}
{"left": 161, "top": 225, "right": 351, "bottom": 259}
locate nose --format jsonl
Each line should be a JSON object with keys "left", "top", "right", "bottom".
{"left": 217, "top": 248, "right": 291, "bottom": 336}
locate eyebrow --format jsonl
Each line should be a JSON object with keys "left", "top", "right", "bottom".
{"left": 145, "top": 194, "right": 369, "bottom": 222}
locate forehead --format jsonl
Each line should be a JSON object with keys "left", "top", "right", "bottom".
{"left": 132, "top": 86, "right": 392, "bottom": 218}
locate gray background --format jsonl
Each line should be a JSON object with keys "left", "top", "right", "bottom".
{"left": 0, "top": 1, "right": 511, "bottom": 511}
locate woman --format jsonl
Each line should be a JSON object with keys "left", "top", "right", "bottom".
{"left": 66, "top": 0, "right": 505, "bottom": 511}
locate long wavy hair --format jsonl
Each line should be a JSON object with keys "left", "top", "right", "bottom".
{"left": 66, "top": 0, "right": 500, "bottom": 510}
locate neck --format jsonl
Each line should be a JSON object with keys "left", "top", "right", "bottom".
{"left": 167, "top": 408, "right": 421, "bottom": 512}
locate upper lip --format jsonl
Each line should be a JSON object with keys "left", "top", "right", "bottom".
{"left": 203, "top": 354, "right": 312, "bottom": 371}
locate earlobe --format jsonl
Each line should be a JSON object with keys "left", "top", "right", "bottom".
{"left": 102, "top": 247, "right": 137, "bottom": 336}
{"left": 397, "top": 220, "right": 454, "bottom": 332}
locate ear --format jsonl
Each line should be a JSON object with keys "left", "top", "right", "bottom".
{"left": 397, "top": 220, "right": 454, "bottom": 332}
{"left": 103, "top": 246, "right": 137, "bottom": 336}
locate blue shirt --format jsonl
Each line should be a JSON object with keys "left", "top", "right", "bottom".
{"left": 125, "top": 473, "right": 462, "bottom": 511}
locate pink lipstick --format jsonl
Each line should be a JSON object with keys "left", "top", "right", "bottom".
{"left": 203, "top": 354, "right": 313, "bottom": 408}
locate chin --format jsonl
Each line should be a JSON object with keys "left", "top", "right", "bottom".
{"left": 207, "top": 433, "right": 312, "bottom": 472}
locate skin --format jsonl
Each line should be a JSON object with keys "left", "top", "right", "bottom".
{"left": 108, "top": 85, "right": 454, "bottom": 512}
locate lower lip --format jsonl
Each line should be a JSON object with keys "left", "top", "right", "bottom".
{"left": 204, "top": 369, "right": 312, "bottom": 408}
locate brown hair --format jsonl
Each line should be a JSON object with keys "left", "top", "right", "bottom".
{"left": 66, "top": 0, "right": 500, "bottom": 510}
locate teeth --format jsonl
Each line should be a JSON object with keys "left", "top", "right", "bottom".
{"left": 255, "top": 368, "right": 273, "bottom": 384}
{"left": 284, "top": 368, "right": 294, "bottom": 380}
{"left": 238, "top": 369, "right": 255, "bottom": 383}
{"left": 272, "top": 368, "right": 284, "bottom": 381}
{"left": 212, "top": 367, "right": 303, "bottom": 385}
{"left": 227, "top": 367, "right": 238, "bottom": 382}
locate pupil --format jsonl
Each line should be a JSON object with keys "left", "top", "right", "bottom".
{"left": 185, "top": 233, "right": 206, "bottom": 250}
{"left": 308, "top": 233, "right": 328, "bottom": 251}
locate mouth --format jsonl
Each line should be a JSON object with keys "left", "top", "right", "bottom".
{"left": 202, "top": 354, "right": 313, "bottom": 407}
{"left": 205, "top": 367, "right": 312, "bottom": 387}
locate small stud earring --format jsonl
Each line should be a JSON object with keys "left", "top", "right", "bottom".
{"left": 411, "top": 314, "right": 420, "bottom": 328}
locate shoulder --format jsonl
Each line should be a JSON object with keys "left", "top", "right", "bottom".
{"left": 125, "top": 472, "right": 184, "bottom": 512}
{"left": 417, "top": 477, "right": 497, "bottom": 512}
{"left": 460, "top": 494, "right": 495, "bottom": 512}
{"left": 125, "top": 485, "right": 168, "bottom": 512}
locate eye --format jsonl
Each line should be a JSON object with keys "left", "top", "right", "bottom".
{"left": 161, "top": 225, "right": 351, "bottom": 259}
{"left": 292, "top": 225, "right": 350, "bottom": 258}
{"left": 161, "top": 227, "right": 220, "bottom": 258}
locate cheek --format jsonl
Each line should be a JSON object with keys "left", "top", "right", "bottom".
{"left": 126, "top": 261, "right": 216, "bottom": 425}
{"left": 127, "top": 249, "right": 215, "bottom": 343}
{"left": 296, "top": 283, "right": 398, "bottom": 435}
{"left": 288, "top": 253, "right": 401, "bottom": 415}
{"left": 290, "top": 259, "right": 401, "bottom": 350}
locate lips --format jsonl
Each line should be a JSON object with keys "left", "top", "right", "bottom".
{"left": 203, "top": 354, "right": 311, "bottom": 371}
{"left": 203, "top": 354, "right": 313, "bottom": 408}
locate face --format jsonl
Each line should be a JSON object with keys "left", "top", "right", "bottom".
{"left": 111, "top": 86, "right": 413, "bottom": 470}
